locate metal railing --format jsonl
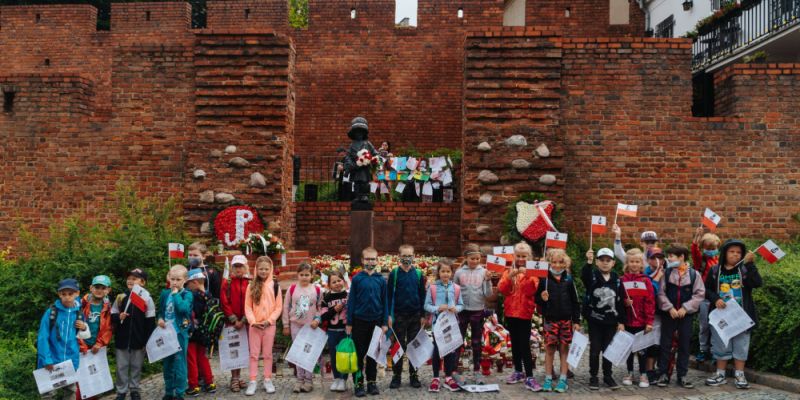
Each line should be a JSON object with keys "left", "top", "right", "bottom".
{"left": 692, "top": 0, "right": 800, "bottom": 71}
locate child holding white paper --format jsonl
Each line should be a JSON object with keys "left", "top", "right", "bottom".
{"left": 244, "top": 256, "right": 282, "bottom": 395}
{"left": 157, "top": 265, "right": 194, "bottom": 400}
{"left": 77, "top": 275, "right": 113, "bottom": 400}
{"left": 320, "top": 271, "right": 350, "bottom": 392}
{"left": 283, "top": 262, "right": 322, "bottom": 393}
{"left": 37, "top": 278, "right": 91, "bottom": 400}
{"left": 619, "top": 249, "right": 655, "bottom": 388}
{"left": 220, "top": 255, "right": 251, "bottom": 393}
{"left": 453, "top": 243, "right": 494, "bottom": 385}
{"left": 704, "top": 239, "right": 762, "bottom": 390}
{"left": 424, "top": 259, "right": 464, "bottom": 392}
{"left": 498, "top": 242, "right": 541, "bottom": 392}
{"left": 536, "top": 249, "right": 580, "bottom": 393}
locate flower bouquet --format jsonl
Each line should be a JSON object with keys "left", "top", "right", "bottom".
{"left": 237, "top": 231, "right": 286, "bottom": 256}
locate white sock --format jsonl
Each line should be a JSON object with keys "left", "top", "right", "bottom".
{"left": 717, "top": 369, "right": 726, "bottom": 376}
{"left": 735, "top": 370, "right": 745, "bottom": 378}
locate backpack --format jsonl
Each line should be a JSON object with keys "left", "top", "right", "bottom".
{"left": 426, "top": 283, "right": 460, "bottom": 326}
{"left": 194, "top": 294, "right": 226, "bottom": 349}
{"left": 390, "top": 267, "right": 426, "bottom": 316}
{"left": 35, "top": 304, "right": 84, "bottom": 349}
{"left": 335, "top": 337, "right": 359, "bottom": 374}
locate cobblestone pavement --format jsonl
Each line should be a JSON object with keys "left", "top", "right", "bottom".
{"left": 102, "top": 352, "right": 799, "bottom": 400}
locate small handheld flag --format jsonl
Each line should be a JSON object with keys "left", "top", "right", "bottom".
{"left": 486, "top": 255, "right": 508, "bottom": 273}
{"left": 756, "top": 240, "right": 785, "bottom": 264}
{"left": 616, "top": 203, "right": 638, "bottom": 218}
{"left": 389, "top": 339, "right": 404, "bottom": 364}
{"left": 591, "top": 216, "right": 607, "bottom": 234}
{"left": 525, "top": 260, "right": 549, "bottom": 278}
{"left": 168, "top": 243, "right": 185, "bottom": 259}
{"left": 623, "top": 281, "right": 650, "bottom": 298}
{"left": 702, "top": 208, "right": 722, "bottom": 231}
{"left": 545, "top": 231, "right": 568, "bottom": 249}
{"left": 126, "top": 284, "right": 150, "bottom": 314}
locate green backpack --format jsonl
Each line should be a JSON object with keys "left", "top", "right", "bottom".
{"left": 335, "top": 337, "right": 359, "bottom": 374}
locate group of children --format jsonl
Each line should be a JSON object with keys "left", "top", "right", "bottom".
{"left": 37, "top": 228, "right": 763, "bottom": 399}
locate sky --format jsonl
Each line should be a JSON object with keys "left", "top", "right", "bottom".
{"left": 395, "top": 0, "right": 418, "bottom": 25}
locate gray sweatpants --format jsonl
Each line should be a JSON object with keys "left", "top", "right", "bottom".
{"left": 115, "top": 348, "right": 145, "bottom": 394}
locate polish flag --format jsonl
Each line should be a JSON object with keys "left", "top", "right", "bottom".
{"left": 492, "top": 246, "right": 515, "bottom": 265}
{"left": 389, "top": 340, "right": 404, "bottom": 364}
{"left": 525, "top": 260, "right": 549, "bottom": 278}
{"left": 486, "top": 255, "right": 508, "bottom": 273}
{"left": 591, "top": 216, "right": 607, "bottom": 234}
{"left": 623, "top": 281, "right": 650, "bottom": 298}
{"left": 126, "top": 284, "right": 151, "bottom": 313}
{"left": 756, "top": 240, "right": 785, "bottom": 264}
{"left": 616, "top": 204, "right": 638, "bottom": 218}
{"left": 168, "top": 243, "right": 185, "bottom": 259}
{"left": 545, "top": 231, "right": 568, "bottom": 249}
{"left": 702, "top": 208, "right": 722, "bottom": 231}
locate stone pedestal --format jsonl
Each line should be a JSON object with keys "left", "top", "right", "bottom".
{"left": 350, "top": 210, "right": 374, "bottom": 268}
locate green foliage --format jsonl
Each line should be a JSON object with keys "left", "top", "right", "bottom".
{"left": 0, "top": 334, "right": 38, "bottom": 400}
{"left": 289, "top": 0, "right": 308, "bottom": 28}
{"left": 743, "top": 50, "right": 768, "bottom": 63}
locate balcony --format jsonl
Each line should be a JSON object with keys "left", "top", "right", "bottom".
{"left": 691, "top": 0, "right": 800, "bottom": 72}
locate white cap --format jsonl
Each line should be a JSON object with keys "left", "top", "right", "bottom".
{"left": 231, "top": 255, "right": 248, "bottom": 266}
{"left": 597, "top": 248, "right": 615, "bottom": 259}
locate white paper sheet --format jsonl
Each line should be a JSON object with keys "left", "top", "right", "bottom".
{"left": 33, "top": 360, "right": 78, "bottom": 394}
{"left": 567, "top": 330, "right": 589, "bottom": 369}
{"left": 219, "top": 326, "right": 250, "bottom": 372}
{"left": 422, "top": 182, "right": 433, "bottom": 196}
{"left": 367, "top": 326, "right": 391, "bottom": 366}
{"left": 441, "top": 169, "right": 453, "bottom": 186}
{"left": 631, "top": 322, "right": 661, "bottom": 353}
{"left": 395, "top": 182, "right": 406, "bottom": 193}
{"left": 433, "top": 311, "right": 463, "bottom": 357}
{"left": 406, "top": 157, "right": 419, "bottom": 171}
{"left": 146, "top": 323, "right": 182, "bottom": 363}
{"left": 285, "top": 325, "right": 328, "bottom": 373}
{"left": 430, "top": 156, "right": 447, "bottom": 172}
{"left": 461, "top": 384, "right": 500, "bottom": 392}
{"left": 369, "top": 182, "right": 378, "bottom": 193}
{"left": 709, "top": 299, "right": 755, "bottom": 346}
{"left": 603, "top": 330, "right": 635, "bottom": 367}
{"left": 76, "top": 348, "right": 113, "bottom": 398}
{"left": 405, "top": 329, "right": 434, "bottom": 369}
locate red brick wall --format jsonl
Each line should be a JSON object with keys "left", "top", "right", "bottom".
{"left": 294, "top": 202, "right": 461, "bottom": 256}
{"left": 526, "top": 0, "right": 645, "bottom": 37}
{"left": 714, "top": 63, "right": 800, "bottom": 118}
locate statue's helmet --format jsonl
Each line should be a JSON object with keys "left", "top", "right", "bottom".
{"left": 348, "top": 116, "right": 369, "bottom": 140}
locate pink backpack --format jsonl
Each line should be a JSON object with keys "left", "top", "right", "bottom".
{"left": 427, "top": 283, "right": 460, "bottom": 325}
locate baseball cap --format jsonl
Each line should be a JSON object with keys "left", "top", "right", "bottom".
{"left": 57, "top": 278, "right": 80, "bottom": 292}
{"left": 648, "top": 247, "right": 665, "bottom": 258}
{"left": 640, "top": 231, "right": 658, "bottom": 242}
{"left": 597, "top": 248, "right": 615, "bottom": 259}
{"left": 231, "top": 255, "right": 249, "bottom": 266}
{"left": 92, "top": 275, "right": 112, "bottom": 287}
{"left": 127, "top": 268, "right": 148, "bottom": 281}
{"left": 187, "top": 268, "right": 205, "bottom": 282}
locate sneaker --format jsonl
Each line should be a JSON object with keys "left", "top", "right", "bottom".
{"left": 129, "top": 393, "right": 141, "bottom": 400}
{"left": 390, "top": 375, "right": 401, "bottom": 389}
{"left": 472, "top": 371, "right": 485, "bottom": 385}
{"left": 735, "top": 375, "right": 750, "bottom": 389}
{"left": 604, "top": 376, "right": 621, "bottom": 390}
{"left": 542, "top": 376, "right": 553, "bottom": 392}
{"left": 230, "top": 378, "right": 241, "bottom": 393}
{"left": 410, "top": 373, "right": 422, "bottom": 388}
{"left": 331, "top": 379, "right": 340, "bottom": 392}
{"left": 355, "top": 384, "right": 367, "bottom": 397}
{"left": 292, "top": 382, "right": 303, "bottom": 393}
{"left": 367, "top": 382, "right": 380, "bottom": 395}
{"left": 450, "top": 373, "right": 465, "bottom": 387}
{"left": 622, "top": 375, "right": 633, "bottom": 386}
{"left": 656, "top": 375, "right": 670, "bottom": 387}
{"left": 705, "top": 373, "right": 727, "bottom": 386}
{"left": 588, "top": 376, "right": 600, "bottom": 390}
{"left": 202, "top": 383, "right": 217, "bottom": 393}
{"left": 444, "top": 377, "right": 460, "bottom": 392}
{"left": 115, "top": 394, "right": 127, "bottom": 400}
{"left": 185, "top": 387, "right": 200, "bottom": 397}
{"left": 245, "top": 380, "right": 258, "bottom": 396}
{"left": 505, "top": 371, "right": 525, "bottom": 384}
{"left": 696, "top": 351, "right": 707, "bottom": 362}
{"left": 677, "top": 377, "right": 694, "bottom": 389}
{"left": 429, "top": 378, "right": 440, "bottom": 392}
{"left": 524, "top": 377, "right": 542, "bottom": 392}
{"left": 567, "top": 369, "right": 575, "bottom": 379}
{"left": 264, "top": 379, "right": 276, "bottom": 394}
{"left": 304, "top": 381, "right": 314, "bottom": 392}
{"left": 639, "top": 375, "right": 650, "bottom": 388}
{"left": 554, "top": 377, "right": 568, "bottom": 393}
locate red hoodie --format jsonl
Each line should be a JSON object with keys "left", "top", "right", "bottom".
{"left": 691, "top": 243, "right": 719, "bottom": 282}
{"left": 619, "top": 273, "right": 655, "bottom": 328}
{"left": 220, "top": 276, "right": 250, "bottom": 325}
{"left": 78, "top": 294, "right": 112, "bottom": 352}
{"left": 498, "top": 270, "right": 538, "bottom": 320}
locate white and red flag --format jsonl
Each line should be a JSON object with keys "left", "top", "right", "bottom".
{"left": 168, "top": 243, "right": 185, "bottom": 259}
{"left": 486, "top": 255, "right": 508, "bottom": 273}
{"left": 389, "top": 339, "right": 404, "bottom": 364}
{"left": 126, "top": 284, "right": 152, "bottom": 313}
{"left": 591, "top": 216, "right": 607, "bottom": 234}
{"left": 525, "top": 261, "right": 549, "bottom": 278}
{"left": 702, "top": 208, "right": 722, "bottom": 231}
{"left": 545, "top": 231, "right": 568, "bottom": 249}
{"left": 616, "top": 203, "right": 638, "bottom": 218}
{"left": 623, "top": 281, "right": 650, "bottom": 298}
{"left": 756, "top": 240, "right": 785, "bottom": 264}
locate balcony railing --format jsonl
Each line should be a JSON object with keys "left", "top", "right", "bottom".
{"left": 692, "top": 0, "right": 800, "bottom": 71}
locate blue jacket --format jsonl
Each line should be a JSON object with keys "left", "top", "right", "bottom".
{"left": 423, "top": 280, "right": 464, "bottom": 324}
{"left": 37, "top": 299, "right": 83, "bottom": 369}
{"left": 156, "top": 289, "right": 194, "bottom": 332}
{"left": 347, "top": 271, "right": 388, "bottom": 325}
{"left": 387, "top": 266, "right": 426, "bottom": 317}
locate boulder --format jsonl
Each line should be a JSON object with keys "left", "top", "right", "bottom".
{"left": 229, "top": 157, "right": 250, "bottom": 168}
{"left": 250, "top": 172, "right": 267, "bottom": 188}
{"left": 478, "top": 193, "right": 493, "bottom": 205}
{"left": 505, "top": 135, "right": 527, "bottom": 148}
{"left": 215, "top": 192, "right": 236, "bottom": 203}
{"left": 199, "top": 190, "right": 214, "bottom": 203}
{"left": 539, "top": 174, "right": 557, "bottom": 185}
{"left": 535, "top": 143, "right": 550, "bottom": 158}
{"left": 477, "top": 142, "right": 492, "bottom": 152}
{"left": 478, "top": 170, "right": 499, "bottom": 184}
{"left": 511, "top": 159, "right": 531, "bottom": 169}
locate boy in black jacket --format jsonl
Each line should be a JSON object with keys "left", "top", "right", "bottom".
{"left": 582, "top": 248, "right": 625, "bottom": 390}
{"left": 536, "top": 249, "right": 581, "bottom": 394}
{"left": 111, "top": 269, "right": 156, "bottom": 400}
{"left": 704, "top": 239, "right": 762, "bottom": 389}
